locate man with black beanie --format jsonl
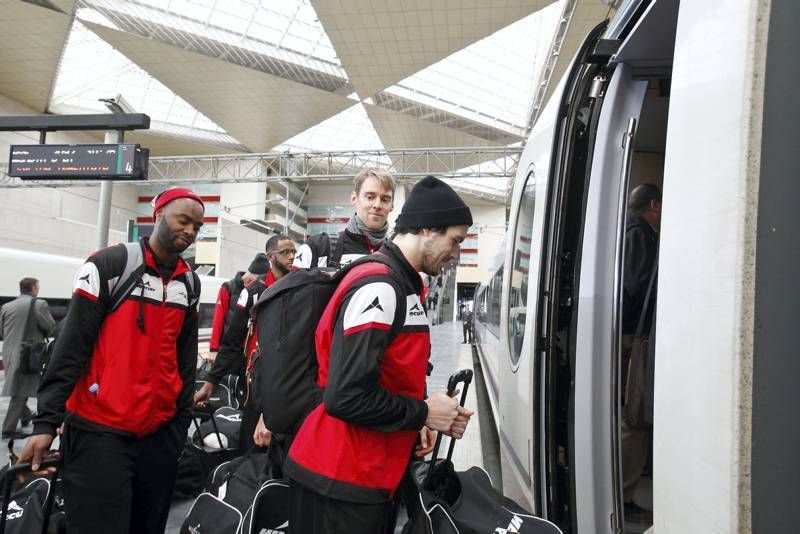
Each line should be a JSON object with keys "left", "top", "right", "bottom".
{"left": 286, "top": 175, "right": 474, "bottom": 533}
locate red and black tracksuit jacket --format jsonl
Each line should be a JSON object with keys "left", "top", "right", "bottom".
{"left": 209, "top": 272, "right": 245, "bottom": 352}
{"left": 206, "top": 271, "right": 276, "bottom": 385}
{"left": 33, "top": 239, "right": 200, "bottom": 441}
{"left": 286, "top": 240, "right": 430, "bottom": 503}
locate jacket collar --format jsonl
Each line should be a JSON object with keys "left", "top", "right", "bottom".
{"left": 379, "top": 240, "right": 423, "bottom": 294}
{"left": 141, "top": 238, "right": 192, "bottom": 280}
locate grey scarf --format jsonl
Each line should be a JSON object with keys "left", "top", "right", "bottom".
{"left": 346, "top": 214, "right": 388, "bottom": 248}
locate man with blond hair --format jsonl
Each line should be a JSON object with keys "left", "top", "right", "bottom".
{"left": 293, "top": 168, "right": 395, "bottom": 270}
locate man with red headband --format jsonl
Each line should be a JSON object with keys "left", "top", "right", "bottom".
{"left": 19, "top": 187, "right": 205, "bottom": 534}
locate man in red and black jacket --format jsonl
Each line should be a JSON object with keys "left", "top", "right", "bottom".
{"left": 207, "top": 253, "right": 269, "bottom": 360}
{"left": 19, "top": 188, "right": 205, "bottom": 534}
{"left": 195, "top": 234, "right": 296, "bottom": 452}
{"left": 286, "top": 176, "right": 475, "bottom": 533}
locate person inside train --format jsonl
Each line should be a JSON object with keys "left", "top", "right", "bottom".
{"left": 19, "top": 187, "right": 205, "bottom": 534}
{"left": 621, "top": 182, "right": 661, "bottom": 522}
{"left": 291, "top": 167, "right": 395, "bottom": 270}
{"left": 194, "top": 234, "right": 296, "bottom": 454}
{"left": 284, "top": 175, "right": 474, "bottom": 533}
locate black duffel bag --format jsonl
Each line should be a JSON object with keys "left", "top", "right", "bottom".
{"left": 401, "top": 370, "right": 561, "bottom": 534}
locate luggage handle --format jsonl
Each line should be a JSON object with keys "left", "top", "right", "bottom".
{"left": 192, "top": 408, "right": 226, "bottom": 450}
{"left": 424, "top": 368, "right": 473, "bottom": 490}
{"left": 0, "top": 458, "right": 61, "bottom": 534}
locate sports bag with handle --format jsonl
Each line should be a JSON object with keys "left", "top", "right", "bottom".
{"left": 402, "top": 370, "right": 563, "bottom": 534}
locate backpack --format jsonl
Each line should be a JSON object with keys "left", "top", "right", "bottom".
{"left": 305, "top": 231, "right": 346, "bottom": 269}
{"left": 250, "top": 255, "right": 398, "bottom": 435}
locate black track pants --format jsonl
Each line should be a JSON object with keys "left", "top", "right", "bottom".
{"left": 288, "top": 479, "right": 395, "bottom": 534}
{"left": 61, "top": 422, "right": 182, "bottom": 534}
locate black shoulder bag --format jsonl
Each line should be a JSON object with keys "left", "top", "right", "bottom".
{"left": 19, "top": 299, "right": 47, "bottom": 376}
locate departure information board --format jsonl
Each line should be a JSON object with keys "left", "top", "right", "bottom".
{"left": 8, "top": 144, "right": 149, "bottom": 180}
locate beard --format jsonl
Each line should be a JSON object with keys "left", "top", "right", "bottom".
{"left": 156, "top": 219, "right": 191, "bottom": 254}
{"left": 274, "top": 261, "right": 291, "bottom": 276}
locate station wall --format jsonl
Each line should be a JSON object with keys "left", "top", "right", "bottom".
{"left": 0, "top": 95, "right": 139, "bottom": 260}
{"left": 456, "top": 203, "right": 506, "bottom": 284}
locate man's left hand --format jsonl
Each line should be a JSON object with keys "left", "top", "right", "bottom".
{"left": 415, "top": 426, "right": 435, "bottom": 457}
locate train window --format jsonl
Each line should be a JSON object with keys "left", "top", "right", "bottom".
{"left": 488, "top": 267, "right": 502, "bottom": 336}
{"left": 507, "top": 172, "right": 535, "bottom": 365}
{"left": 198, "top": 302, "right": 215, "bottom": 330}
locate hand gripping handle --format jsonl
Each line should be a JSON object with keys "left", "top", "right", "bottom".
{"left": 424, "top": 368, "right": 473, "bottom": 489}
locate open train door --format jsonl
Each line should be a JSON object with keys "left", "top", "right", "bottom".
{"left": 495, "top": 12, "right": 615, "bottom": 524}
{"left": 572, "top": 1, "right": 678, "bottom": 533}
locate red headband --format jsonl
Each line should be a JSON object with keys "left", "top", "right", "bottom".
{"left": 151, "top": 188, "right": 205, "bottom": 221}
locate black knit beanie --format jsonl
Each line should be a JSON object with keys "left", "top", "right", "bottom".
{"left": 248, "top": 253, "right": 269, "bottom": 275}
{"left": 395, "top": 175, "right": 473, "bottom": 229}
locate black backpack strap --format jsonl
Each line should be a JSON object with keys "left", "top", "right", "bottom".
{"left": 185, "top": 270, "right": 201, "bottom": 308}
{"left": 108, "top": 242, "right": 146, "bottom": 313}
{"left": 330, "top": 230, "right": 346, "bottom": 269}
{"left": 22, "top": 297, "right": 39, "bottom": 342}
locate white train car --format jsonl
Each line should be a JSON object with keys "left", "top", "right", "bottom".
{"left": 0, "top": 246, "right": 224, "bottom": 347}
{"left": 475, "top": 0, "right": 796, "bottom": 533}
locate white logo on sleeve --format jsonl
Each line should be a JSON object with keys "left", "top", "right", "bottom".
{"left": 293, "top": 243, "right": 313, "bottom": 269}
{"left": 236, "top": 288, "right": 249, "bottom": 309}
{"left": 404, "top": 295, "right": 428, "bottom": 326}
{"left": 339, "top": 253, "right": 365, "bottom": 266}
{"left": 166, "top": 280, "right": 189, "bottom": 307}
{"left": 343, "top": 282, "right": 396, "bottom": 333}
{"left": 73, "top": 262, "right": 101, "bottom": 300}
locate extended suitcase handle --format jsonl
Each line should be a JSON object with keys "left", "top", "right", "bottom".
{"left": 424, "top": 368, "right": 473, "bottom": 490}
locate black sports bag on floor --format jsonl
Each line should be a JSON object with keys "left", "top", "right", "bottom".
{"left": 401, "top": 370, "right": 562, "bottom": 534}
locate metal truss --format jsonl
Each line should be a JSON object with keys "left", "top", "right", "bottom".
{"left": 0, "top": 147, "right": 522, "bottom": 203}
{"left": 525, "top": 0, "right": 578, "bottom": 133}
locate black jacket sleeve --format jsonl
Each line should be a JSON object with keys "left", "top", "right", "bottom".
{"left": 624, "top": 225, "right": 658, "bottom": 319}
{"left": 323, "top": 277, "right": 428, "bottom": 432}
{"left": 207, "top": 287, "right": 250, "bottom": 384}
{"left": 168, "top": 273, "right": 199, "bottom": 441}
{"left": 34, "top": 256, "right": 113, "bottom": 436}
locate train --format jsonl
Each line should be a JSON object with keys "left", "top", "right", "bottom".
{"left": 472, "top": 0, "right": 795, "bottom": 533}
{"left": 0, "top": 246, "right": 225, "bottom": 348}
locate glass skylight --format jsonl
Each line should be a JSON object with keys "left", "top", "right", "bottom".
{"left": 277, "top": 103, "right": 386, "bottom": 154}
{"left": 383, "top": 0, "right": 565, "bottom": 134}
{"left": 49, "top": 19, "right": 245, "bottom": 150}
{"left": 78, "top": 0, "right": 346, "bottom": 79}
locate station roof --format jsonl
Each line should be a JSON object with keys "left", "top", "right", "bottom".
{"left": 0, "top": 0, "right": 614, "bottom": 195}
